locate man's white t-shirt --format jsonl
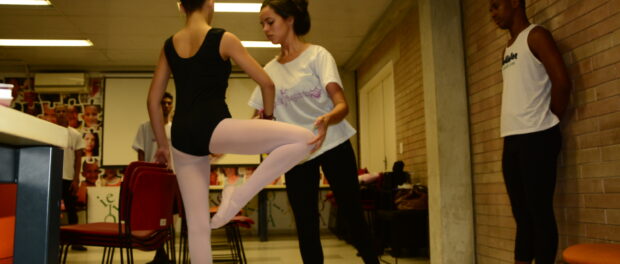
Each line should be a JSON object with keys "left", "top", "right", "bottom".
{"left": 248, "top": 45, "right": 356, "bottom": 160}
{"left": 63, "top": 127, "right": 85, "bottom": 181}
{"left": 132, "top": 121, "right": 172, "bottom": 162}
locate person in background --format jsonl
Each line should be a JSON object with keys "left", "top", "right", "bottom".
{"left": 133, "top": 92, "right": 174, "bottom": 162}
{"left": 66, "top": 104, "right": 82, "bottom": 128}
{"left": 41, "top": 102, "right": 57, "bottom": 123}
{"left": 209, "top": 167, "right": 220, "bottom": 186}
{"left": 80, "top": 159, "right": 100, "bottom": 187}
{"left": 76, "top": 159, "right": 100, "bottom": 207}
{"left": 490, "top": 0, "right": 571, "bottom": 263}
{"left": 222, "top": 167, "right": 243, "bottom": 186}
{"left": 248, "top": 1, "right": 379, "bottom": 263}
{"left": 21, "top": 91, "right": 41, "bottom": 116}
{"left": 83, "top": 130, "right": 99, "bottom": 158}
{"left": 147, "top": 0, "right": 315, "bottom": 262}
{"left": 132, "top": 92, "right": 173, "bottom": 263}
{"left": 102, "top": 168, "right": 122, "bottom": 186}
{"left": 54, "top": 104, "right": 87, "bottom": 251}
{"left": 81, "top": 104, "right": 100, "bottom": 130}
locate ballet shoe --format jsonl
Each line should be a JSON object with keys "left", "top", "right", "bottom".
{"left": 211, "top": 185, "right": 239, "bottom": 229}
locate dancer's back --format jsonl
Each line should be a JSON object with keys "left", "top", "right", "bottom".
{"left": 165, "top": 28, "right": 232, "bottom": 156}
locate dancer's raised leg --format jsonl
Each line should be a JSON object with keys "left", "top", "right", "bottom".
{"left": 171, "top": 147, "right": 213, "bottom": 263}
{"left": 209, "top": 119, "right": 314, "bottom": 228}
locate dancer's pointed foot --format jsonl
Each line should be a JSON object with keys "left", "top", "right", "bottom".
{"left": 211, "top": 185, "right": 239, "bottom": 229}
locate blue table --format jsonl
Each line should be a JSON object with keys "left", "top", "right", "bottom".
{"left": 0, "top": 107, "right": 67, "bottom": 264}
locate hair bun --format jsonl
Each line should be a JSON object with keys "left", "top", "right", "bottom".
{"left": 292, "top": 0, "right": 308, "bottom": 13}
{"left": 263, "top": 0, "right": 311, "bottom": 36}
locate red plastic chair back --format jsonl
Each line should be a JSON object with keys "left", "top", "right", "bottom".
{"left": 120, "top": 161, "right": 165, "bottom": 205}
{"left": 127, "top": 170, "right": 178, "bottom": 231}
{"left": 0, "top": 184, "right": 17, "bottom": 261}
{"left": 122, "top": 161, "right": 165, "bottom": 178}
{"left": 119, "top": 162, "right": 168, "bottom": 221}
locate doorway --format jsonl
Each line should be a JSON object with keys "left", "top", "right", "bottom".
{"left": 359, "top": 62, "right": 397, "bottom": 173}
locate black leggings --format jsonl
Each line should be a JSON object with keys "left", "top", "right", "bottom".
{"left": 285, "top": 141, "right": 378, "bottom": 264}
{"left": 502, "top": 125, "right": 561, "bottom": 263}
{"left": 62, "top": 180, "right": 78, "bottom": 225}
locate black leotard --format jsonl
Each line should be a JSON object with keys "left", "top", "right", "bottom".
{"left": 164, "top": 28, "right": 232, "bottom": 156}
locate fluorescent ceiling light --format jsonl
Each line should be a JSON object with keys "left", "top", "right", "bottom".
{"left": 0, "top": 0, "right": 51, "bottom": 5}
{"left": 215, "top": 3, "right": 261, "bottom": 13}
{"left": 0, "top": 39, "right": 93, "bottom": 47}
{"left": 241, "top": 41, "right": 280, "bottom": 48}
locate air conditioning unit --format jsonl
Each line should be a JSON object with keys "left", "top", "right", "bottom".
{"left": 34, "top": 73, "right": 89, "bottom": 93}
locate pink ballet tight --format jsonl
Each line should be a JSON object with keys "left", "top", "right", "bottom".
{"left": 171, "top": 118, "right": 314, "bottom": 263}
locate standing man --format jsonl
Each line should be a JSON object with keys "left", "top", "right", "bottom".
{"left": 55, "top": 104, "right": 87, "bottom": 251}
{"left": 490, "top": 0, "right": 571, "bottom": 263}
{"left": 133, "top": 92, "right": 173, "bottom": 162}
{"left": 132, "top": 92, "right": 173, "bottom": 264}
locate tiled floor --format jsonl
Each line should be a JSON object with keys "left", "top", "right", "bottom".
{"left": 63, "top": 233, "right": 430, "bottom": 264}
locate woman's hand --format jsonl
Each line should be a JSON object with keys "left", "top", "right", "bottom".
{"left": 307, "top": 83, "right": 347, "bottom": 153}
{"left": 154, "top": 146, "right": 171, "bottom": 167}
{"left": 309, "top": 115, "right": 330, "bottom": 153}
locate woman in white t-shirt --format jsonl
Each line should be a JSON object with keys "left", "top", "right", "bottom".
{"left": 249, "top": 1, "right": 378, "bottom": 263}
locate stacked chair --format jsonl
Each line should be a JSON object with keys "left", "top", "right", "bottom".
{"left": 0, "top": 184, "right": 16, "bottom": 264}
{"left": 212, "top": 215, "right": 254, "bottom": 264}
{"left": 177, "top": 205, "right": 254, "bottom": 264}
{"left": 59, "top": 161, "right": 178, "bottom": 264}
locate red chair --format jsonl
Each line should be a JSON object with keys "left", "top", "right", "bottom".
{"left": 108, "top": 162, "right": 173, "bottom": 262}
{"left": 0, "top": 184, "right": 17, "bottom": 264}
{"left": 225, "top": 215, "right": 254, "bottom": 264}
{"left": 211, "top": 205, "right": 252, "bottom": 264}
{"left": 177, "top": 203, "right": 251, "bottom": 264}
{"left": 59, "top": 162, "right": 177, "bottom": 264}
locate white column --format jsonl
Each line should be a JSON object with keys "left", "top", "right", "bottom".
{"left": 419, "top": 0, "right": 475, "bottom": 263}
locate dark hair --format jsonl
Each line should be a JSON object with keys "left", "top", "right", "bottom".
{"left": 83, "top": 130, "right": 100, "bottom": 156}
{"left": 392, "top": 160, "right": 405, "bottom": 173}
{"left": 261, "top": 0, "right": 310, "bottom": 36}
{"left": 163, "top": 92, "right": 173, "bottom": 100}
{"left": 180, "top": 0, "right": 207, "bottom": 14}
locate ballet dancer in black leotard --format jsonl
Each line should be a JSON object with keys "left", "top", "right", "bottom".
{"left": 147, "top": 0, "right": 314, "bottom": 262}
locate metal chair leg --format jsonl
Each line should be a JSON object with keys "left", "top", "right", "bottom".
{"left": 101, "top": 247, "right": 108, "bottom": 264}
{"left": 105, "top": 247, "right": 116, "bottom": 264}
{"left": 60, "top": 244, "right": 70, "bottom": 264}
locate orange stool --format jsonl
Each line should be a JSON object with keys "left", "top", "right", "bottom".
{"left": 563, "top": 243, "right": 620, "bottom": 264}
{"left": 0, "top": 184, "right": 17, "bottom": 264}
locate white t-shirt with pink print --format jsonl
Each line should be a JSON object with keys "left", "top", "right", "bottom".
{"left": 248, "top": 45, "right": 356, "bottom": 161}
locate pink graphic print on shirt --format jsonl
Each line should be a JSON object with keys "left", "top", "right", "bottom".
{"left": 276, "top": 86, "right": 323, "bottom": 107}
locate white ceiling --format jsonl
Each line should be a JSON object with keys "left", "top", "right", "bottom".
{"left": 0, "top": 0, "right": 393, "bottom": 72}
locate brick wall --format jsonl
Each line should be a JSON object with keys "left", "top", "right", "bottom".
{"left": 463, "top": 0, "right": 620, "bottom": 263}
{"left": 356, "top": 9, "right": 427, "bottom": 182}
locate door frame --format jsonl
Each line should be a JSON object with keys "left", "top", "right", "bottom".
{"left": 358, "top": 61, "right": 397, "bottom": 172}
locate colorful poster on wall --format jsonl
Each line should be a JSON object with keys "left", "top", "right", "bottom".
{"left": 9, "top": 77, "right": 113, "bottom": 207}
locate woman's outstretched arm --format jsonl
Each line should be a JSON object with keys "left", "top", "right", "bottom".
{"left": 220, "top": 32, "right": 275, "bottom": 117}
